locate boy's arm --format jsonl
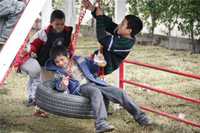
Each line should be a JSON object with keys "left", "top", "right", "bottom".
{"left": 92, "top": 8, "right": 118, "bottom": 35}
{"left": 26, "top": 29, "right": 47, "bottom": 54}
{"left": 96, "top": 34, "right": 135, "bottom": 52}
{"left": 54, "top": 74, "right": 69, "bottom": 92}
{"left": 82, "top": 0, "right": 117, "bottom": 35}
{"left": 85, "top": 57, "right": 100, "bottom": 75}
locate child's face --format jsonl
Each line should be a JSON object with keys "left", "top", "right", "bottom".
{"left": 117, "top": 18, "right": 132, "bottom": 37}
{"left": 51, "top": 19, "right": 65, "bottom": 33}
{"left": 54, "top": 55, "right": 69, "bottom": 68}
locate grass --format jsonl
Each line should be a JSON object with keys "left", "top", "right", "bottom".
{"left": 0, "top": 36, "right": 200, "bottom": 133}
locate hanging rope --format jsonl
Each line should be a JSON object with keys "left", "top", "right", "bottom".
{"left": 94, "top": 0, "right": 106, "bottom": 78}
{"left": 68, "top": 0, "right": 102, "bottom": 74}
{"left": 69, "top": 11, "right": 86, "bottom": 56}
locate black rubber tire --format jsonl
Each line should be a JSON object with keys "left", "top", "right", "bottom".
{"left": 35, "top": 80, "right": 95, "bottom": 119}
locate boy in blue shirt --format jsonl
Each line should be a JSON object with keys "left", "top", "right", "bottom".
{"left": 83, "top": 0, "right": 143, "bottom": 75}
{"left": 45, "top": 45, "right": 152, "bottom": 133}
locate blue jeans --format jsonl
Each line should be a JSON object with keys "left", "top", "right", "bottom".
{"left": 0, "top": 0, "right": 25, "bottom": 42}
{"left": 80, "top": 82, "right": 149, "bottom": 126}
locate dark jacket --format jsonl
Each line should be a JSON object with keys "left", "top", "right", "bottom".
{"left": 29, "top": 25, "right": 73, "bottom": 66}
{"left": 92, "top": 9, "right": 135, "bottom": 74}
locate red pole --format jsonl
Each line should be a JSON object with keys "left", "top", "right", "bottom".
{"left": 124, "top": 60, "right": 200, "bottom": 80}
{"left": 140, "top": 105, "right": 200, "bottom": 128}
{"left": 123, "top": 80, "right": 200, "bottom": 104}
{"left": 119, "top": 63, "right": 124, "bottom": 89}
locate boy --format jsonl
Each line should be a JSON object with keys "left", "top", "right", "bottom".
{"left": 83, "top": 0, "right": 143, "bottom": 75}
{"left": 45, "top": 45, "right": 152, "bottom": 133}
{"left": 0, "top": 0, "right": 25, "bottom": 50}
{"left": 20, "top": 9, "right": 73, "bottom": 107}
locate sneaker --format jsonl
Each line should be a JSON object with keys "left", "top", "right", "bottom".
{"left": 26, "top": 98, "right": 36, "bottom": 107}
{"left": 0, "top": 41, "right": 5, "bottom": 46}
{"left": 96, "top": 122, "right": 115, "bottom": 133}
{"left": 0, "top": 43, "right": 4, "bottom": 51}
{"left": 33, "top": 110, "right": 48, "bottom": 118}
{"left": 137, "top": 116, "right": 155, "bottom": 127}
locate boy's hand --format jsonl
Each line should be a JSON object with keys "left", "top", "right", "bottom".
{"left": 30, "top": 52, "right": 37, "bottom": 58}
{"left": 82, "top": 0, "right": 95, "bottom": 11}
{"left": 61, "top": 76, "right": 69, "bottom": 89}
{"left": 96, "top": 7, "right": 103, "bottom": 16}
{"left": 82, "top": 0, "right": 103, "bottom": 16}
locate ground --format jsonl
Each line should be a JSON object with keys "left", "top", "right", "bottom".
{"left": 0, "top": 37, "right": 200, "bottom": 133}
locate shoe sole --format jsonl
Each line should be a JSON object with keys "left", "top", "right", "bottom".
{"left": 96, "top": 127, "right": 114, "bottom": 133}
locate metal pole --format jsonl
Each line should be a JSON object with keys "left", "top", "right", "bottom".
{"left": 115, "top": 0, "right": 127, "bottom": 23}
{"left": 41, "top": 0, "right": 53, "bottom": 28}
{"left": 63, "top": 0, "right": 76, "bottom": 28}
{"left": 124, "top": 60, "right": 200, "bottom": 80}
{"left": 140, "top": 106, "right": 200, "bottom": 128}
{"left": 119, "top": 63, "right": 125, "bottom": 89}
{"left": 115, "top": 0, "right": 127, "bottom": 88}
{"left": 123, "top": 80, "right": 200, "bottom": 104}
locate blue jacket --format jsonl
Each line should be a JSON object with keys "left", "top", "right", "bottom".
{"left": 45, "top": 56, "right": 108, "bottom": 95}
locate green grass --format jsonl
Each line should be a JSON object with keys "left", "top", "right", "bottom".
{"left": 0, "top": 36, "right": 200, "bottom": 133}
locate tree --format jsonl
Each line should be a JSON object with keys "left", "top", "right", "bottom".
{"left": 178, "top": 0, "right": 200, "bottom": 53}
{"left": 52, "top": 0, "right": 64, "bottom": 9}
{"left": 128, "top": 0, "right": 164, "bottom": 36}
{"left": 127, "top": 0, "right": 139, "bottom": 16}
{"left": 101, "top": 0, "right": 115, "bottom": 17}
{"left": 159, "top": 0, "right": 179, "bottom": 37}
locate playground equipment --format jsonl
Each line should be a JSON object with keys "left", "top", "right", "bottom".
{"left": 1, "top": 0, "right": 199, "bottom": 129}
{"left": 0, "top": 0, "right": 47, "bottom": 85}
{"left": 119, "top": 60, "right": 200, "bottom": 128}
{"left": 36, "top": 80, "right": 95, "bottom": 119}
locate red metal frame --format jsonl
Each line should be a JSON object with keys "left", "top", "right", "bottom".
{"left": 123, "top": 80, "right": 200, "bottom": 104}
{"left": 119, "top": 63, "right": 124, "bottom": 89}
{"left": 119, "top": 60, "right": 200, "bottom": 128}
{"left": 124, "top": 60, "right": 200, "bottom": 80}
{"left": 140, "top": 106, "right": 200, "bottom": 128}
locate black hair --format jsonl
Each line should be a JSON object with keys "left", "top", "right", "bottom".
{"left": 49, "top": 45, "right": 69, "bottom": 61}
{"left": 50, "top": 9, "right": 65, "bottom": 23}
{"left": 125, "top": 15, "right": 143, "bottom": 37}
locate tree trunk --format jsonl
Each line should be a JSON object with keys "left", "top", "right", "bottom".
{"left": 168, "top": 25, "right": 171, "bottom": 37}
{"left": 167, "top": 25, "right": 171, "bottom": 46}
{"left": 191, "top": 23, "right": 196, "bottom": 54}
{"left": 151, "top": 14, "right": 156, "bottom": 37}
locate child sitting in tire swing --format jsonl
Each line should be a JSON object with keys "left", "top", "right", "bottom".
{"left": 45, "top": 45, "right": 153, "bottom": 133}
{"left": 18, "top": 9, "right": 73, "bottom": 117}
{"left": 83, "top": 0, "right": 143, "bottom": 75}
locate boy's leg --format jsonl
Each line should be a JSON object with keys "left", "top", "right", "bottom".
{"left": 0, "top": 17, "right": 6, "bottom": 50}
{"left": 0, "top": 1, "right": 10, "bottom": 43}
{"left": 0, "top": 1, "right": 25, "bottom": 42}
{"left": 103, "top": 95, "right": 110, "bottom": 112}
{"left": 21, "top": 58, "right": 41, "bottom": 106}
{"left": 0, "top": 18, "right": 6, "bottom": 42}
{"left": 96, "top": 85, "right": 152, "bottom": 126}
{"left": 80, "top": 83, "right": 114, "bottom": 133}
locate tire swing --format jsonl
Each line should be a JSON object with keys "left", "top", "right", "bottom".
{"left": 35, "top": 80, "right": 94, "bottom": 119}
{"left": 35, "top": 0, "right": 102, "bottom": 119}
